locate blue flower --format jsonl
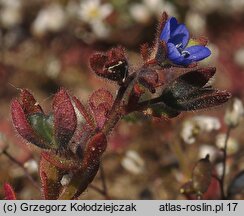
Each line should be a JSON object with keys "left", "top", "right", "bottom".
{"left": 160, "top": 17, "right": 211, "bottom": 66}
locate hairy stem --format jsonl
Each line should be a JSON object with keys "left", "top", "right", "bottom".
{"left": 102, "top": 73, "right": 136, "bottom": 135}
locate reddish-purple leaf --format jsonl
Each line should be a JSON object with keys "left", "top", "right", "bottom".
{"left": 3, "top": 183, "right": 16, "bottom": 200}
{"left": 19, "top": 89, "right": 43, "bottom": 115}
{"left": 82, "top": 132, "right": 107, "bottom": 170}
{"left": 11, "top": 99, "right": 48, "bottom": 148}
{"left": 90, "top": 53, "right": 108, "bottom": 76}
{"left": 202, "top": 177, "right": 221, "bottom": 199}
{"left": 53, "top": 88, "right": 77, "bottom": 148}
{"left": 89, "top": 89, "right": 113, "bottom": 129}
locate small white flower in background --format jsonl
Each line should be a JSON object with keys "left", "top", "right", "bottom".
{"left": 0, "top": 0, "right": 22, "bottom": 28}
{"left": 224, "top": 98, "right": 244, "bottom": 128}
{"left": 191, "top": 0, "right": 222, "bottom": 14}
{"left": 160, "top": 1, "right": 178, "bottom": 17}
{"left": 234, "top": 48, "right": 244, "bottom": 68}
{"left": 130, "top": 0, "right": 178, "bottom": 23}
{"left": 199, "top": 145, "right": 218, "bottom": 161}
{"left": 144, "top": 0, "right": 177, "bottom": 17}
{"left": 60, "top": 173, "right": 73, "bottom": 186}
{"left": 79, "top": 0, "right": 113, "bottom": 23}
{"left": 129, "top": 4, "right": 152, "bottom": 24}
{"left": 32, "top": 4, "right": 66, "bottom": 36}
{"left": 90, "top": 21, "right": 110, "bottom": 39}
{"left": 24, "top": 159, "right": 38, "bottom": 174}
{"left": 180, "top": 120, "right": 196, "bottom": 144}
{"left": 46, "top": 57, "right": 61, "bottom": 79}
{"left": 181, "top": 116, "right": 221, "bottom": 144}
{"left": 121, "top": 150, "right": 145, "bottom": 175}
{"left": 215, "top": 133, "right": 239, "bottom": 154}
{"left": 185, "top": 11, "right": 206, "bottom": 35}
{"left": 78, "top": 0, "right": 113, "bottom": 38}
{"left": 215, "top": 161, "right": 230, "bottom": 177}
{"left": 193, "top": 116, "right": 221, "bottom": 132}
{"left": 143, "top": 0, "right": 164, "bottom": 12}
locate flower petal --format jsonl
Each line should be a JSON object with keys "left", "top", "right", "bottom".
{"left": 167, "top": 43, "right": 191, "bottom": 65}
{"left": 185, "top": 45, "right": 211, "bottom": 62}
{"left": 170, "top": 24, "right": 189, "bottom": 48}
{"left": 160, "top": 17, "right": 178, "bottom": 42}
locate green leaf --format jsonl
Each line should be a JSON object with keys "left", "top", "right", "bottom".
{"left": 28, "top": 113, "right": 57, "bottom": 149}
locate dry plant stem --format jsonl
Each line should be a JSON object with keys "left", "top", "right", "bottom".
{"left": 89, "top": 184, "right": 106, "bottom": 196}
{"left": 89, "top": 185, "right": 111, "bottom": 199}
{"left": 88, "top": 161, "right": 110, "bottom": 199}
{"left": 2, "top": 149, "right": 40, "bottom": 190}
{"left": 220, "top": 126, "right": 231, "bottom": 200}
{"left": 100, "top": 161, "right": 109, "bottom": 198}
{"left": 131, "top": 95, "right": 165, "bottom": 113}
{"left": 137, "top": 96, "right": 163, "bottom": 108}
